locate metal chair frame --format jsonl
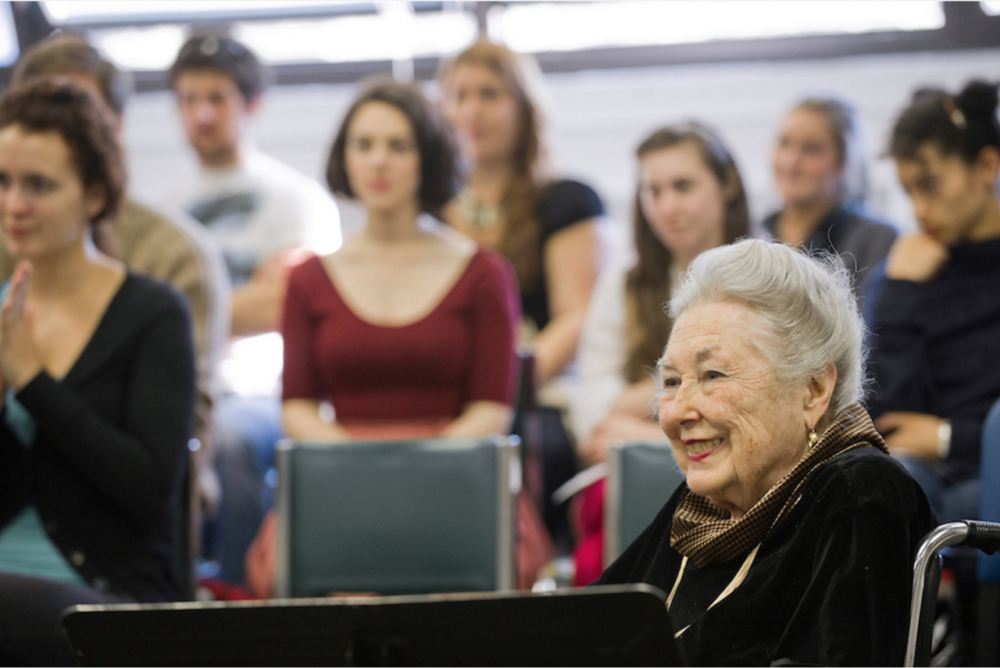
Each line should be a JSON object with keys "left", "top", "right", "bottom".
{"left": 906, "top": 520, "right": 1000, "bottom": 667}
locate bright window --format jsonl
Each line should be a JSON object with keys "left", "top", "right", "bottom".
{"left": 981, "top": 1, "right": 1000, "bottom": 16}
{"left": 0, "top": 2, "right": 18, "bottom": 68}
{"left": 489, "top": 1, "right": 947, "bottom": 53}
{"left": 40, "top": 1, "right": 359, "bottom": 25}
{"left": 41, "top": 1, "right": 477, "bottom": 71}
{"left": 233, "top": 10, "right": 476, "bottom": 65}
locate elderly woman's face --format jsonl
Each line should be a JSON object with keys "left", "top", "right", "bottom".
{"left": 658, "top": 301, "right": 812, "bottom": 518}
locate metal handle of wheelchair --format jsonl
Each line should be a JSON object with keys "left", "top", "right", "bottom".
{"left": 905, "top": 520, "right": 1000, "bottom": 666}
{"left": 963, "top": 520, "right": 1000, "bottom": 555}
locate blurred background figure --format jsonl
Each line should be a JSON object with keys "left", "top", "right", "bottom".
{"left": 243, "top": 78, "right": 523, "bottom": 598}
{"left": 0, "top": 33, "right": 230, "bottom": 531}
{"left": 569, "top": 121, "right": 750, "bottom": 586}
{"left": 0, "top": 79, "right": 195, "bottom": 665}
{"left": 764, "top": 96, "right": 897, "bottom": 299}
{"left": 867, "top": 80, "right": 1000, "bottom": 524}
{"left": 164, "top": 34, "right": 341, "bottom": 589}
{"left": 439, "top": 39, "right": 612, "bottom": 551}
{"left": 864, "top": 79, "right": 1000, "bottom": 663}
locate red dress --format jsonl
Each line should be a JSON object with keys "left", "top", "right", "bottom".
{"left": 245, "top": 250, "right": 550, "bottom": 598}
{"left": 282, "top": 250, "right": 521, "bottom": 429}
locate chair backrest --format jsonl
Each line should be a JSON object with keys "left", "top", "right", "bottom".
{"left": 979, "top": 397, "right": 1000, "bottom": 582}
{"left": 604, "top": 441, "right": 685, "bottom": 567}
{"left": 274, "top": 436, "right": 519, "bottom": 599}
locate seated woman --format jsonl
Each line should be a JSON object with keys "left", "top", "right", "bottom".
{"left": 569, "top": 122, "right": 750, "bottom": 584}
{"left": 439, "top": 40, "right": 612, "bottom": 547}
{"left": 598, "top": 238, "right": 933, "bottom": 666}
{"left": 866, "top": 80, "right": 1000, "bottom": 523}
{"left": 0, "top": 81, "right": 196, "bottom": 664}
{"left": 244, "top": 79, "right": 522, "bottom": 597}
{"left": 764, "top": 96, "right": 897, "bottom": 298}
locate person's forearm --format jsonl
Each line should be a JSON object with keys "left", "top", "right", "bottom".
{"left": 531, "top": 309, "right": 587, "bottom": 386}
{"left": 440, "top": 401, "right": 512, "bottom": 439}
{"left": 231, "top": 286, "right": 283, "bottom": 336}
{"left": 610, "top": 379, "right": 659, "bottom": 420}
{"left": 282, "top": 401, "right": 352, "bottom": 442}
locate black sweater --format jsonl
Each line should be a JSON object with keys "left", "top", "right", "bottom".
{"left": 598, "top": 448, "right": 932, "bottom": 667}
{"left": 0, "top": 273, "right": 195, "bottom": 602}
{"left": 865, "top": 237, "right": 1000, "bottom": 484}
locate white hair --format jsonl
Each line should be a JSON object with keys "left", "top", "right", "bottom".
{"left": 668, "top": 238, "right": 867, "bottom": 415}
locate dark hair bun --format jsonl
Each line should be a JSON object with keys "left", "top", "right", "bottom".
{"left": 957, "top": 80, "right": 999, "bottom": 120}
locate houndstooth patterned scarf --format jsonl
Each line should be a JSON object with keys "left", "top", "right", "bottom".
{"left": 670, "top": 404, "right": 889, "bottom": 568}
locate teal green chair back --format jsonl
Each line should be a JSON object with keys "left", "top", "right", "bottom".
{"left": 604, "top": 442, "right": 685, "bottom": 567}
{"left": 275, "top": 436, "right": 518, "bottom": 598}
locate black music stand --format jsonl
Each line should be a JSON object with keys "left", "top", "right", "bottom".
{"left": 60, "top": 584, "right": 683, "bottom": 666}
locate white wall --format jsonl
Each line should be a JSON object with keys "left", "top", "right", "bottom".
{"left": 122, "top": 46, "right": 1000, "bottom": 258}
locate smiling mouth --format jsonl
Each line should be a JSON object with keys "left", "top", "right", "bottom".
{"left": 687, "top": 438, "right": 723, "bottom": 455}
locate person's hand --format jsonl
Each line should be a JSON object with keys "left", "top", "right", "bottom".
{"left": 875, "top": 411, "right": 945, "bottom": 461}
{"left": 0, "top": 262, "right": 43, "bottom": 390}
{"left": 884, "top": 233, "right": 950, "bottom": 282}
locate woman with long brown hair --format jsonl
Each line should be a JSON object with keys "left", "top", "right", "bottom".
{"left": 439, "top": 40, "right": 611, "bottom": 548}
{"left": 438, "top": 39, "right": 609, "bottom": 391}
{"left": 569, "top": 122, "right": 749, "bottom": 585}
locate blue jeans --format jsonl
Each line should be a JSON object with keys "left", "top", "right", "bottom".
{"left": 205, "top": 394, "right": 284, "bottom": 585}
{"left": 896, "top": 457, "right": 981, "bottom": 524}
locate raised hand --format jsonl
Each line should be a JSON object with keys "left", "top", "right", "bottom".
{"left": 0, "top": 261, "right": 42, "bottom": 390}
{"left": 885, "top": 233, "right": 950, "bottom": 282}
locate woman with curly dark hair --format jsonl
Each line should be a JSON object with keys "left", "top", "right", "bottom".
{"left": 0, "top": 80, "right": 196, "bottom": 664}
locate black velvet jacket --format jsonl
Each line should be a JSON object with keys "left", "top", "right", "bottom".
{"left": 598, "top": 447, "right": 933, "bottom": 666}
{"left": 0, "top": 273, "right": 195, "bottom": 602}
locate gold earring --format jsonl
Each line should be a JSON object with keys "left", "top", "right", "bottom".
{"left": 808, "top": 429, "right": 819, "bottom": 448}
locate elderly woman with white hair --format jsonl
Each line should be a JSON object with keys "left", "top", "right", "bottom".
{"left": 597, "top": 238, "right": 933, "bottom": 666}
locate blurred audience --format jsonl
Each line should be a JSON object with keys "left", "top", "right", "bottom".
{"left": 0, "top": 33, "right": 229, "bottom": 521}
{"left": 866, "top": 80, "right": 1000, "bottom": 523}
{"left": 0, "top": 80, "right": 195, "bottom": 665}
{"left": 243, "top": 78, "right": 524, "bottom": 598}
{"left": 764, "top": 96, "right": 897, "bottom": 298}
{"left": 164, "top": 34, "right": 340, "bottom": 587}
{"left": 569, "top": 122, "right": 750, "bottom": 585}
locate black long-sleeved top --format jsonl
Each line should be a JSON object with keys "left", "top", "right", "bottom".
{"left": 0, "top": 273, "right": 195, "bottom": 602}
{"left": 598, "top": 447, "right": 932, "bottom": 666}
{"left": 864, "top": 237, "right": 1000, "bottom": 484}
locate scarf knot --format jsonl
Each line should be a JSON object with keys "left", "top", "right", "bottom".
{"left": 670, "top": 404, "right": 887, "bottom": 567}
